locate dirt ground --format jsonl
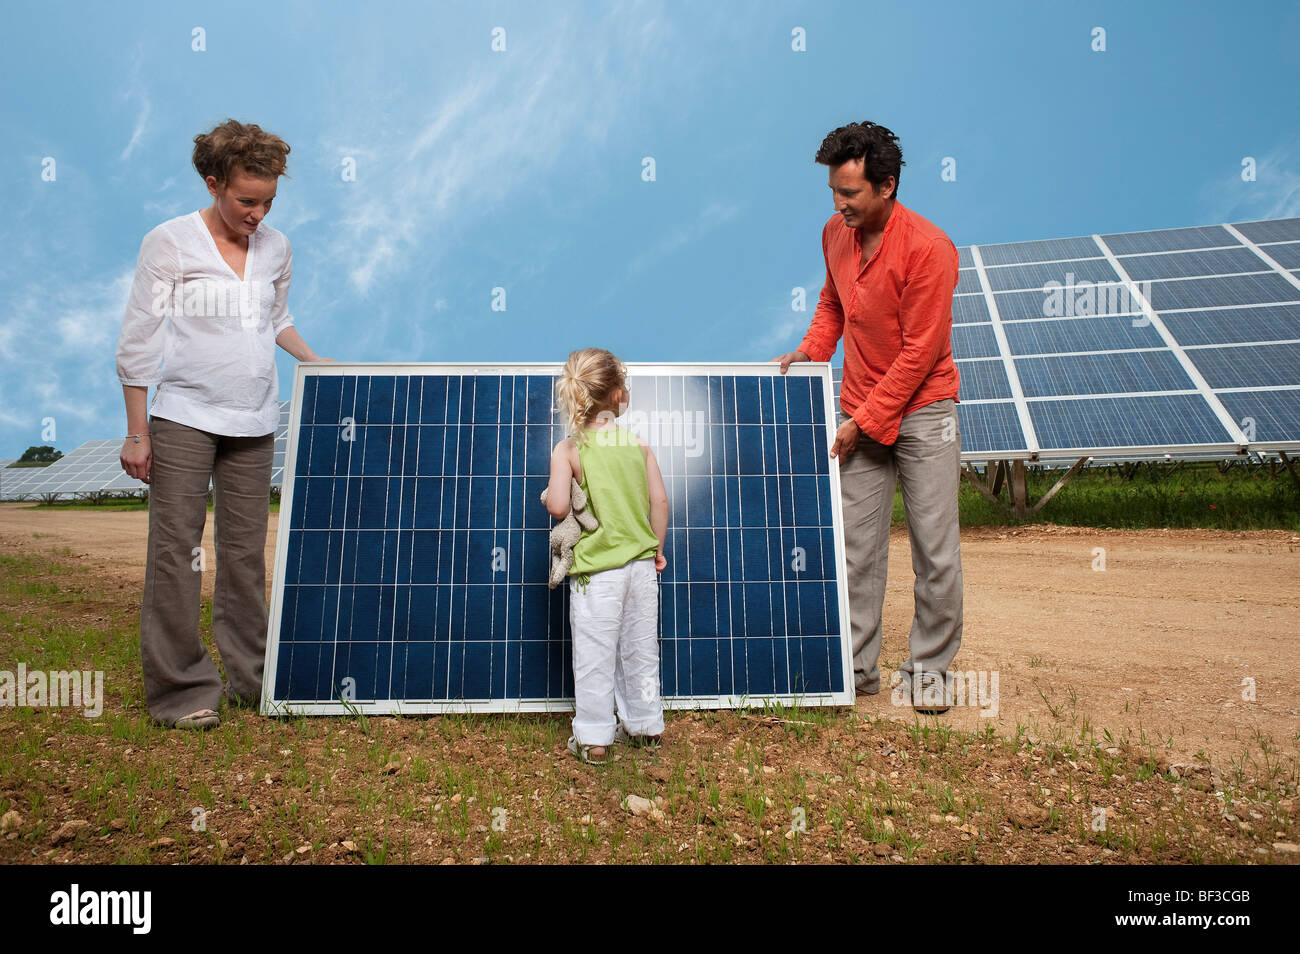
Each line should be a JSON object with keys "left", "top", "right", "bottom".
{"left": 1, "top": 503, "right": 1297, "bottom": 765}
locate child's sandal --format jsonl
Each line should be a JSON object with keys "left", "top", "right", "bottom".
{"left": 567, "top": 735, "right": 608, "bottom": 765}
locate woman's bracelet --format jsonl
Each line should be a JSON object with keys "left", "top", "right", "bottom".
{"left": 125, "top": 433, "right": 149, "bottom": 443}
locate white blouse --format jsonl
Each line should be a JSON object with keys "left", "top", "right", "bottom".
{"left": 116, "top": 210, "right": 295, "bottom": 437}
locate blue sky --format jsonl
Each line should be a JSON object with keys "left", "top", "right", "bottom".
{"left": 1, "top": 0, "right": 1297, "bottom": 459}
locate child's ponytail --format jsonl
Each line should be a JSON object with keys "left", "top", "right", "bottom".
{"left": 556, "top": 348, "right": 627, "bottom": 443}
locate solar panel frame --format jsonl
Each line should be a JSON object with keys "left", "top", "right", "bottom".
{"left": 262, "top": 362, "right": 856, "bottom": 716}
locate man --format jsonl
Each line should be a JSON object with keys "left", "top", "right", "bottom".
{"left": 776, "top": 121, "right": 962, "bottom": 714}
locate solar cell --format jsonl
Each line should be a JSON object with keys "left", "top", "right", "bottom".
{"left": 1232, "top": 218, "right": 1300, "bottom": 244}
{"left": 982, "top": 258, "right": 1118, "bottom": 293}
{"left": 1187, "top": 343, "right": 1300, "bottom": 390}
{"left": 1157, "top": 304, "right": 1300, "bottom": 347}
{"left": 1028, "top": 394, "right": 1237, "bottom": 454}
{"left": 954, "top": 401, "right": 1025, "bottom": 453}
{"left": 264, "top": 364, "right": 854, "bottom": 714}
{"left": 955, "top": 360, "right": 1013, "bottom": 401}
{"left": 992, "top": 286, "right": 1139, "bottom": 321}
{"left": 952, "top": 294, "right": 991, "bottom": 325}
{"left": 1259, "top": 242, "right": 1300, "bottom": 270}
{"left": 1002, "top": 315, "right": 1165, "bottom": 356}
{"left": 951, "top": 323, "right": 1000, "bottom": 359}
{"left": 1215, "top": 390, "right": 1300, "bottom": 447}
{"left": 979, "top": 236, "right": 1102, "bottom": 266}
{"left": 1117, "top": 247, "right": 1270, "bottom": 282}
{"left": 1015, "top": 350, "right": 1194, "bottom": 398}
{"left": 1100, "top": 225, "right": 1234, "bottom": 255}
{"left": 1146, "top": 273, "right": 1299, "bottom": 311}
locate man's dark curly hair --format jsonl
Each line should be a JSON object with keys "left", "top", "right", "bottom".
{"left": 815, "top": 121, "right": 904, "bottom": 199}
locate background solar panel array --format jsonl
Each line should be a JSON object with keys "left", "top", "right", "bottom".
{"left": 944, "top": 216, "right": 1300, "bottom": 458}
{"left": 0, "top": 404, "right": 291, "bottom": 501}
{"left": 264, "top": 365, "right": 853, "bottom": 713}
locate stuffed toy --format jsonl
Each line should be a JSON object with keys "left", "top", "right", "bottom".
{"left": 539, "top": 478, "right": 600, "bottom": 588}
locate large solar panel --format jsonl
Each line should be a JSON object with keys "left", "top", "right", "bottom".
{"left": 263, "top": 363, "right": 854, "bottom": 714}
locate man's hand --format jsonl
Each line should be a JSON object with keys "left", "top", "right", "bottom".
{"left": 829, "top": 417, "right": 860, "bottom": 460}
{"left": 654, "top": 550, "right": 667, "bottom": 573}
{"left": 773, "top": 350, "right": 811, "bottom": 374}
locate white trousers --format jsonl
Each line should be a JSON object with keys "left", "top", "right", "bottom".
{"left": 568, "top": 558, "right": 664, "bottom": 746}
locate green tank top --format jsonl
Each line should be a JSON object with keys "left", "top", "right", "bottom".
{"left": 571, "top": 426, "right": 660, "bottom": 585}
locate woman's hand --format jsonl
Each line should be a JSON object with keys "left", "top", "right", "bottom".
{"left": 121, "top": 436, "right": 152, "bottom": 484}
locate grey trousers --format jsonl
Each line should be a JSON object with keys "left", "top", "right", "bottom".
{"left": 140, "top": 416, "right": 273, "bottom": 725}
{"left": 838, "top": 398, "right": 963, "bottom": 694}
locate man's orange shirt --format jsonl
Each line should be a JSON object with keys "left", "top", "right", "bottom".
{"left": 798, "top": 201, "right": 960, "bottom": 446}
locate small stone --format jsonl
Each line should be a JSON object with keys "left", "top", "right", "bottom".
{"left": 295, "top": 843, "right": 312, "bottom": 855}
{"left": 110, "top": 818, "right": 126, "bottom": 831}
{"left": 1273, "top": 842, "right": 1300, "bottom": 854}
{"left": 0, "top": 810, "right": 21, "bottom": 833}
{"left": 152, "top": 836, "right": 175, "bottom": 848}
{"left": 624, "top": 794, "right": 655, "bottom": 817}
{"left": 50, "top": 820, "right": 89, "bottom": 846}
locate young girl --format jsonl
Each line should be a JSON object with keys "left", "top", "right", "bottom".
{"left": 546, "top": 349, "right": 669, "bottom": 764}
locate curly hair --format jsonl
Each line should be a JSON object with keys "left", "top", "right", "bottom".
{"left": 815, "top": 121, "right": 904, "bottom": 199}
{"left": 555, "top": 348, "right": 627, "bottom": 443}
{"left": 192, "top": 119, "right": 290, "bottom": 185}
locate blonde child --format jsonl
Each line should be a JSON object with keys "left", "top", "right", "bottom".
{"left": 546, "top": 349, "right": 669, "bottom": 764}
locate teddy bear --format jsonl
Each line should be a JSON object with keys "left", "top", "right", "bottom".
{"left": 539, "top": 478, "right": 600, "bottom": 588}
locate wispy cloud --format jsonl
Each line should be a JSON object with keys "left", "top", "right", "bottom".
{"left": 1198, "top": 140, "right": 1300, "bottom": 224}
{"left": 117, "top": 46, "right": 151, "bottom": 162}
{"left": 746, "top": 268, "right": 829, "bottom": 358}
{"left": 0, "top": 269, "right": 135, "bottom": 443}
{"left": 308, "top": 3, "right": 687, "bottom": 355}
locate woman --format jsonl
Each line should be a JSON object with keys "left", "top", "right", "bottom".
{"left": 116, "top": 119, "right": 330, "bottom": 729}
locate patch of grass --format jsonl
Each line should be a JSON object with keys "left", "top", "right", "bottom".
{"left": 893, "top": 460, "right": 1300, "bottom": 530}
{"left": 1, "top": 546, "right": 1297, "bottom": 866}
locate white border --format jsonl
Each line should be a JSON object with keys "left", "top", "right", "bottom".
{"left": 261, "top": 362, "right": 855, "bottom": 716}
